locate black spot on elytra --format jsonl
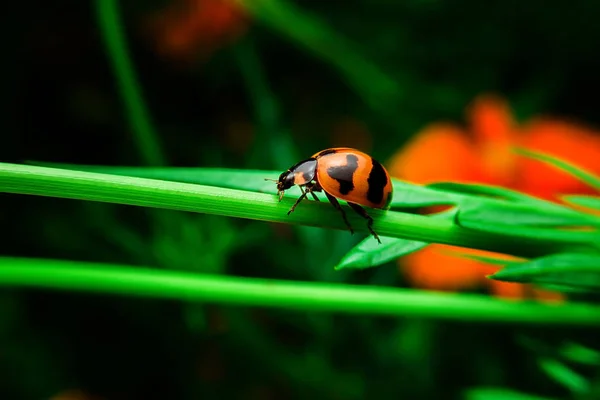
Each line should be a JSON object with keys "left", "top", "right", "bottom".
{"left": 326, "top": 154, "right": 358, "bottom": 195}
{"left": 367, "top": 158, "right": 388, "bottom": 205}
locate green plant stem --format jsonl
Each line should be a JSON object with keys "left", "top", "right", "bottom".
{"left": 0, "top": 257, "right": 599, "bottom": 326}
{"left": 95, "top": 0, "right": 165, "bottom": 166}
{"left": 0, "top": 163, "right": 595, "bottom": 258}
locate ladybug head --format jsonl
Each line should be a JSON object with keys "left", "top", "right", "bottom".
{"left": 276, "top": 171, "right": 295, "bottom": 201}
{"left": 270, "top": 158, "right": 317, "bottom": 202}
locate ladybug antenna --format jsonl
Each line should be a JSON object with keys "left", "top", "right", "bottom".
{"left": 264, "top": 178, "right": 278, "bottom": 182}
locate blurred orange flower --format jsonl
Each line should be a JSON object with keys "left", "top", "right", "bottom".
{"left": 144, "top": 0, "right": 249, "bottom": 63}
{"left": 50, "top": 389, "right": 102, "bottom": 400}
{"left": 388, "top": 94, "right": 600, "bottom": 300}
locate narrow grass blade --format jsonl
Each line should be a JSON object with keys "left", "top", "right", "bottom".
{"left": 1, "top": 257, "right": 600, "bottom": 325}
{"left": 28, "top": 162, "right": 599, "bottom": 229}
{"left": 428, "top": 182, "right": 547, "bottom": 204}
{"left": 95, "top": 0, "right": 165, "bottom": 166}
{"left": 490, "top": 252, "right": 600, "bottom": 291}
{"left": 456, "top": 196, "right": 600, "bottom": 228}
{"left": 464, "top": 387, "right": 557, "bottom": 400}
{"left": 560, "top": 342, "right": 600, "bottom": 366}
{"left": 27, "top": 162, "right": 459, "bottom": 208}
{"left": 444, "top": 252, "right": 526, "bottom": 267}
{"left": 1, "top": 163, "right": 598, "bottom": 259}
{"left": 459, "top": 218, "right": 600, "bottom": 247}
{"left": 516, "top": 148, "right": 600, "bottom": 191}
{"left": 538, "top": 357, "right": 590, "bottom": 394}
{"left": 562, "top": 195, "right": 600, "bottom": 212}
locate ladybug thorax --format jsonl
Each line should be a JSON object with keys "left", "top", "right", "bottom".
{"left": 278, "top": 158, "right": 317, "bottom": 190}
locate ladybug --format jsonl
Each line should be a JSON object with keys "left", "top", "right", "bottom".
{"left": 273, "top": 147, "right": 393, "bottom": 243}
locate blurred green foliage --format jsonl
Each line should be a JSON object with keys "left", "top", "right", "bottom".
{"left": 1, "top": 1, "right": 600, "bottom": 399}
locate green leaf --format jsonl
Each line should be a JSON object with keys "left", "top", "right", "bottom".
{"left": 335, "top": 237, "right": 428, "bottom": 271}
{"left": 534, "top": 283, "right": 598, "bottom": 294}
{"left": 538, "top": 357, "right": 590, "bottom": 394}
{"left": 457, "top": 199, "right": 600, "bottom": 229}
{"left": 428, "top": 182, "right": 547, "bottom": 204}
{"left": 490, "top": 252, "right": 600, "bottom": 291}
{"left": 448, "top": 252, "right": 526, "bottom": 267}
{"left": 562, "top": 195, "right": 600, "bottom": 211}
{"left": 516, "top": 148, "right": 600, "bottom": 191}
{"left": 1, "top": 257, "right": 600, "bottom": 325}
{"left": 335, "top": 210, "right": 457, "bottom": 271}
{"left": 459, "top": 219, "right": 600, "bottom": 249}
{"left": 429, "top": 182, "right": 600, "bottom": 244}
{"left": 390, "top": 179, "right": 456, "bottom": 208}
{"left": 443, "top": 251, "right": 593, "bottom": 294}
{"left": 463, "top": 387, "right": 556, "bottom": 400}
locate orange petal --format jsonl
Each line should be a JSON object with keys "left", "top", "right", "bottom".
{"left": 488, "top": 281, "right": 564, "bottom": 302}
{"left": 398, "top": 244, "right": 488, "bottom": 291}
{"left": 467, "top": 94, "right": 518, "bottom": 185}
{"left": 388, "top": 123, "right": 492, "bottom": 184}
{"left": 144, "top": 0, "right": 249, "bottom": 62}
{"left": 400, "top": 244, "right": 564, "bottom": 301}
{"left": 517, "top": 118, "right": 600, "bottom": 200}
{"left": 50, "top": 390, "right": 102, "bottom": 400}
{"left": 468, "top": 94, "right": 515, "bottom": 143}
{"left": 435, "top": 248, "right": 564, "bottom": 302}
{"left": 487, "top": 280, "right": 528, "bottom": 299}
{"left": 531, "top": 287, "right": 565, "bottom": 303}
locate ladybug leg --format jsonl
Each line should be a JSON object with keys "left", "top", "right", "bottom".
{"left": 347, "top": 202, "right": 381, "bottom": 244}
{"left": 288, "top": 186, "right": 309, "bottom": 215}
{"left": 306, "top": 182, "right": 321, "bottom": 202}
{"left": 287, "top": 183, "right": 322, "bottom": 215}
{"left": 324, "top": 192, "right": 354, "bottom": 235}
